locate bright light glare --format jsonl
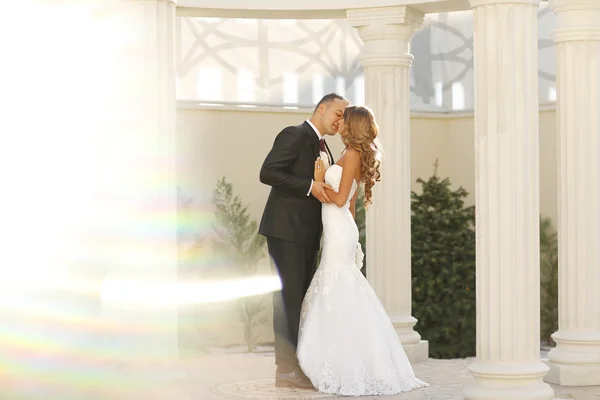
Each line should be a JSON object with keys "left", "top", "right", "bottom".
{"left": 101, "top": 275, "right": 282, "bottom": 307}
{"left": 1, "top": 1, "right": 145, "bottom": 293}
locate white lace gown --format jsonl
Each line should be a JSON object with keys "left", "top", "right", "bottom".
{"left": 297, "top": 165, "right": 428, "bottom": 396}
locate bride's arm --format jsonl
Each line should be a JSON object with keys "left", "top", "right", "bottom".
{"left": 326, "top": 148, "right": 360, "bottom": 208}
{"left": 349, "top": 191, "right": 357, "bottom": 219}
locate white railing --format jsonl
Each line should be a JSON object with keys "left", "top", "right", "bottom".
{"left": 177, "top": 100, "right": 315, "bottom": 112}
{"left": 176, "top": 100, "right": 557, "bottom": 115}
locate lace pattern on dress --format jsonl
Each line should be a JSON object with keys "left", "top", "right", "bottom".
{"left": 315, "top": 360, "right": 427, "bottom": 396}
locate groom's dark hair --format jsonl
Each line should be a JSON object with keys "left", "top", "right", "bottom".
{"left": 314, "top": 93, "right": 348, "bottom": 113}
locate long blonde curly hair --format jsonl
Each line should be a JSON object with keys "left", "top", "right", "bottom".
{"left": 341, "top": 105, "right": 382, "bottom": 207}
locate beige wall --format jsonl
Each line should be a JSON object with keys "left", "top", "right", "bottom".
{"left": 178, "top": 105, "right": 558, "bottom": 222}
{"left": 177, "top": 104, "right": 558, "bottom": 348}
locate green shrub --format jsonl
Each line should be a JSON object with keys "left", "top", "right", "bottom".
{"left": 411, "top": 173, "right": 476, "bottom": 359}
{"left": 540, "top": 217, "right": 558, "bottom": 347}
{"left": 355, "top": 184, "right": 366, "bottom": 276}
{"left": 212, "top": 177, "right": 267, "bottom": 352}
{"left": 410, "top": 169, "right": 559, "bottom": 356}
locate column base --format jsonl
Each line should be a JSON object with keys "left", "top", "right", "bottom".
{"left": 544, "top": 360, "right": 600, "bottom": 386}
{"left": 464, "top": 361, "right": 554, "bottom": 400}
{"left": 544, "top": 330, "right": 600, "bottom": 386}
{"left": 390, "top": 315, "right": 429, "bottom": 362}
{"left": 402, "top": 340, "right": 429, "bottom": 363}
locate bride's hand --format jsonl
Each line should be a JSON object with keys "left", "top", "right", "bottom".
{"left": 314, "top": 158, "right": 326, "bottom": 182}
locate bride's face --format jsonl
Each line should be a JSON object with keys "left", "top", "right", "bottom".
{"left": 337, "top": 117, "right": 347, "bottom": 136}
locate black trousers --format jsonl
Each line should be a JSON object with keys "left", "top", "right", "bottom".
{"left": 267, "top": 236, "right": 319, "bottom": 370}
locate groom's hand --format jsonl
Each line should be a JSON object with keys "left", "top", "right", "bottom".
{"left": 311, "top": 181, "right": 333, "bottom": 203}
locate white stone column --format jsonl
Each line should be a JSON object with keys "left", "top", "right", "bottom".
{"left": 347, "top": 6, "right": 428, "bottom": 362}
{"left": 545, "top": 0, "right": 600, "bottom": 386}
{"left": 464, "top": 1, "right": 554, "bottom": 399}
{"left": 98, "top": 0, "right": 179, "bottom": 368}
{"left": 0, "top": 1, "right": 180, "bottom": 397}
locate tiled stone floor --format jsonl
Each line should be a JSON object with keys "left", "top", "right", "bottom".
{"left": 2, "top": 348, "right": 599, "bottom": 399}
{"left": 188, "top": 351, "right": 600, "bottom": 400}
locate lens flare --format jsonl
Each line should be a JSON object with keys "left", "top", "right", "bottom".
{"left": 101, "top": 275, "right": 282, "bottom": 307}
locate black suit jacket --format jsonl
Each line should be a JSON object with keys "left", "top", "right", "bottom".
{"left": 259, "top": 121, "right": 334, "bottom": 244}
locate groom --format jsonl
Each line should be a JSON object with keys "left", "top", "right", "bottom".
{"left": 259, "top": 93, "right": 348, "bottom": 389}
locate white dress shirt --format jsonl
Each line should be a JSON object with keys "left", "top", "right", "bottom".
{"left": 305, "top": 119, "right": 330, "bottom": 196}
{"left": 306, "top": 119, "right": 331, "bottom": 167}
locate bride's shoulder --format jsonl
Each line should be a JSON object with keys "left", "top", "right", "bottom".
{"left": 344, "top": 147, "right": 360, "bottom": 163}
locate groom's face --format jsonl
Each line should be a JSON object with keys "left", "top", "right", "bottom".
{"left": 319, "top": 99, "right": 346, "bottom": 136}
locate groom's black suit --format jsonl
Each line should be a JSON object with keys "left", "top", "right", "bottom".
{"left": 259, "top": 121, "right": 333, "bottom": 371}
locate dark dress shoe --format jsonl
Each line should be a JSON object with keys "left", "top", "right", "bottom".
{"left": 275, "top": 369, "right": 315, "bottom": 390}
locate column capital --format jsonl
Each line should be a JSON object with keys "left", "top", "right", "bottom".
{"left": 469, "top": 0, "right": 539, "bottom": 7}
{"left": 347, "top": 6, "right": 424, "bottom": 32}
{"left": 346, "top": 6, "right": 423, "bottom": 67}
{"left": 550, "top": 0, "right": 600, "bottom": 42}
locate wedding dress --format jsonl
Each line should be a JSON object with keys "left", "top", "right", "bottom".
{"left": 297, "top": 164, "right": 428, "bottom": 396}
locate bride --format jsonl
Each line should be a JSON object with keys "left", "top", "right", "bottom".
{"left": 297, "top": 105, "right": 428, "bottom": 396}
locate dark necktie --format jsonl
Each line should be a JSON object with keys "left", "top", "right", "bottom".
{"left": 319, "top": 139, "right": 332, "bottom": 165}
